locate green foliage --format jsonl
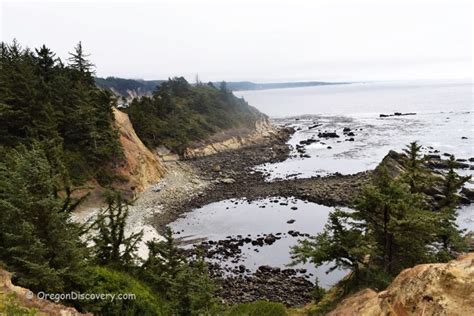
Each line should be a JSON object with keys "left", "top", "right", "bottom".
{"left": 225, "top": 301, "right": 287, "bottom": 316}
{"left": 78, "top": 266, "right": 167, "bottom": 316}
{"left": 401, "top": 141, "right": 430, "bottom": 193}
{"left": 0, "top": 292, "right": 38, "bottom": 316}
{"left": 126, "top": 77, "right": 263, "bottom": 154}
{"left": 139, "top": 228, "right": 217, "bottom": 315}
{"left": 91, "top": 191, "right": 143, "bottom": 269}
{"left": 0, "top": 143, "right": 90, "bottom": 294}
{"left": 438, "top": 155, "right": 471, "bottom": 210}
{"left": 353, "top": 167, "right": 439, "bottom": 274}
{"left": 292, "top": 142, "right": 468, "bottom": 299}
{"left": 291, "top": 209, "right": 368, "bottom": 275}
{"left": 0, "top": 40, "right": 122, "bottom": 185}
{"left": 435, "top": 155, "right": 470, "bottom": 261}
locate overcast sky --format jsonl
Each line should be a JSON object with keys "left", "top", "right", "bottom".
{"left": 1, "top": 0, "right": 472, "bottom": 82}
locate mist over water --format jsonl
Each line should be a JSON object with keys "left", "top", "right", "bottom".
{"left": 235, "top": 80, "right": 473, "bottom": 117}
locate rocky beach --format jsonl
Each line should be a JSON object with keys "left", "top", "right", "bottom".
{"left": 140, "top": 116, "right": 472, "bottom": 306}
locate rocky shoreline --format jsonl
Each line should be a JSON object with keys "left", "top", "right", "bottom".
{"left": 143, "top": 123, "right": 473, "bottom": 307}
{"left": 152, "top": 126, "right": 370, "bottom": 234}
{"left": 145, "top": 126, "right": 374, "bottom": 307}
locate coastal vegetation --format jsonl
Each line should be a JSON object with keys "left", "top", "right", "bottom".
{"left": 95, "top": 76, "right": 345, "bottom": 97}
{"left": 125, "top": 78, "right": 263, "bottom": 154}
{"left": 0, "top": 40, "right": 267, "bottom": 315}
{"left": 291, "top": 142, "right": 470, "bottom": 313}
{"left": 0, "top": 41, "right": 123, "bottom": 185}
{"left": 0, "top": 40, "right": 471, "bottom": 315}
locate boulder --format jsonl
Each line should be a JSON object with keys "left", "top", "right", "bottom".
{"left": 318, "top": 132, "right": 339, "bottom": 138}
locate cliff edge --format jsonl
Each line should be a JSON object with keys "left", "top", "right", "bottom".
{"left": 112, "top": 108, "right": 166, "bottom": 194}
{"left": 183, "top": 118, "right": 278, "bottom": 158}
{"left": 327, "top": 253, "right": 474, "bottom": 316}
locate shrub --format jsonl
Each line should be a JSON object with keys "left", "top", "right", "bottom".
{"left": 78, "top": 266, "right": 167, "bottom": 316}
{"left": 226, "top": 301, "right": 287, "bottom": 316}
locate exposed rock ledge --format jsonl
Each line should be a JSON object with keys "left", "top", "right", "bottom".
{"left": 183, "top": 118, "right": 278, "bottom": 158}
{"left": 328, "top": 253, "right": 474, "bottom": 316}
{"left": 0, "top": 268, "right": 90, "bottom": 315}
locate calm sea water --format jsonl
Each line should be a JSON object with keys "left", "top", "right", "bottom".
{"left": 170, "top": 197, "right": 348, "bottom": 288}
{"left": 235, "top": 80, "right": 473, "bottom": 181}
{"left": 171, "top": 80, "right": 474, "bottom": 286}
{"left": 235, "top": 80, "right": 473, "bottom": 117}
{"left": 237, "top": 79, "right": 474, "bottom": 232}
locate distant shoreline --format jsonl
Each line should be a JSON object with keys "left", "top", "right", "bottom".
{"left": 95, "top": 76, "right": 352, "bottom": 96}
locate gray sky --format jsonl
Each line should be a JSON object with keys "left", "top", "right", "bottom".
{"left": 1, "top": 0, "right": 472, "bottom": 82}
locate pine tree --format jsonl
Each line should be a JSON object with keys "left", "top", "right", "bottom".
{"left": 0, "top": 143, "right": 90, "bottom": 293}
{"left": 67, "top": 41, "right": 95, "bottom": 75}
{"left": 435, "top": 155, "right": 470, "bottom": 260}
{"left": 353, "top": 167, "right": 439, "bottom": 274}
{"left": 401, "top": 141, "right": 430, "bottom": 193}
{"left": 291, "top": 209, "right": 368, "bottom": 277}
{"left": 35, "top": 45, "right": 56, "bottom": 80}
{"left": 292, "top": 160, "right": 443, "bottom": 290}
{"left": 140, "top": 227, "right": 186, "bottom": 294}
{"left": 91, "top": 191, "right": 143, "bottom": 268}
{"left": 139, "top": 228, "right": 216, "bottom": 315}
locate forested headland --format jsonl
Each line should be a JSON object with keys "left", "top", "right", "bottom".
{"left": 0, "top": 40, "right": 268, "bottom": 315}
{"left": 0, "top": 40, "right": 472, "bottom": 315}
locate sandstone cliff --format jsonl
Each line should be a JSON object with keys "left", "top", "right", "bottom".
{"left": 183, "top": 118, "right": 278, "bottom": 158}
{"left": 0, "top": 269, "right": 90, "bottom": 316}
{"left": 327, "top": 253, "right": 474, "bottom": 316}
{"left": 112, "top": 108, "right": 166, "bottom": 194}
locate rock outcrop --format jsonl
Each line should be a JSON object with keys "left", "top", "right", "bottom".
{"left": 375, "top": 150, "right": 472, "bottom": 204}
{"left": 0, "top": 268, "right": 91, "bottom": 316}
{"left": 328, "top": 253, "right": 474, "bottom": 316}
{"left": 112, "top": 108, "right": 166, "bottom": 194}
{"left": 183, "top": 118, "right": 278, "bottom": 158}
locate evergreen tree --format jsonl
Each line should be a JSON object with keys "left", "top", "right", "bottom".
{"left": 353, "top": 168, "right": 439, "bottom": 274}
{"left": 435, "top": 155, "right": 470, "bottom": 260}
{"left": 292, "top": 157, "right": 446, "bottom": 292}
{"left": 91, "top": 191, "right": 143, "bottom": 268}
{"left": 291, "top": 209, "right": 368, "bottom": 278}
{"left": 67, "top": 41, "right": 95, "bottom": 77}
{"left": 140, "top": 228, "right": 185, "bottom": 294}
{"left": 438, "top": 155, "right": 471, "bottom": 210}
{"left": 139, "top": 228, "right": 216, "bottom": 315}
{"left": 401, "top": 141, "right": 430, "bottom": 193}
{"left": 0, "top": 40, "right": 122, "bottom": 184}
{"left": 0, "top": 143, "right": 89, "bottom": 293}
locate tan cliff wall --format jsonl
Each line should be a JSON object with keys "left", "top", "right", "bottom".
{"left": 327, "top": 253, "right": 474, "bottom": 316}
{"left": 112, "top": 108, "right": 166, "bottom": 194}
{"left": 183, "top": 118, "right": 278, "bottom": 158}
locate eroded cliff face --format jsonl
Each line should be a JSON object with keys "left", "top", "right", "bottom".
{"left": 112, "top": 108, "right": 166, "bottom": 194}
{"left": 183, "top": 118, "right": 278, "bottom": 158}
{"left": 0, "top": 269, "right": 90, "bottom": 316}
{"left": 328, "top": 253, "right": 474, "bottom": 316}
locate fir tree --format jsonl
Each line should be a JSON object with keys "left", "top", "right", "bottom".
{"left": 291, "top": 209, "right": 368, "bottom": 277}
{"left": 0, "top": 143, "right": 89, "bottom": 293}
{"left": 67, "top": 41, "right": 95, "bottom": 76}
{"left": 401, "top": 141, "right": 430, "bottom": 193}
{"left": 353, "top": 167, "right": 439, "bottom": 274}
{"left": 435, "top": 155, "right": 470, "bottom": 260}
{"left": 91, "top": 191, "right": 143, "bottom": 269}
{"left": 139, "top": 228, "right": 216, "bottom": 315}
